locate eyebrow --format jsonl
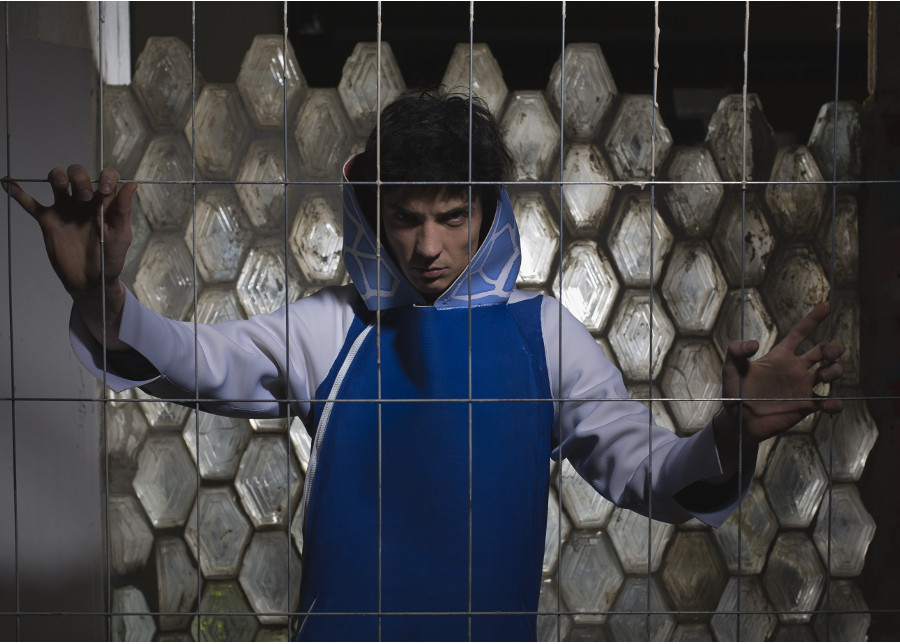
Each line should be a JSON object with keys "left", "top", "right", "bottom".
{"left": 387, "top": 203, "right": 473, "bottom": 219}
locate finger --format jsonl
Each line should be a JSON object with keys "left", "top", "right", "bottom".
{"left": 67, "top": 164, "right": 94, "bottom": 203}
{"left": 723, "top": 339, "right": 759, "bottom": 375}
{"left": 2, "top": 177, "right": 45, "bottom": 218}
{"left": 813, "top": 361, "right": 844, "bottom": 384}
{"left": 104, "top": 181, "right": 137, "bottom": 233}
{"left": 782, "top": 301, "right": 831, "bottom": 352}
{"left": 98, "top": 167, "right": 121, "bottom": 196}
{"left": 800, "top": 339, "right": 844, "bottom": 368}
{"left": 814, "top": 394, "right": 844, "bottom": 415}
{"left": 48, "top": 167, "right": 71, "bottom": 205}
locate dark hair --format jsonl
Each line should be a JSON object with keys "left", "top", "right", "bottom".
{"left": 350, "top": 88, "right": 514, "bottom": 242}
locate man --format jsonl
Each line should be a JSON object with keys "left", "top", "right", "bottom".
{"left": 5, "top": 89, "right": 844, "bottom": 641}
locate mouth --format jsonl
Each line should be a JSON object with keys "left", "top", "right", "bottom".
{"left": 413, "top": 266, "right": 446, "bottom": 281}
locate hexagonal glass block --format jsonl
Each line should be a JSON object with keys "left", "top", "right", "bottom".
{"left": 552, "top": 241, "right": 619, "bottom": 334}
{"left": 290, "top": 498, "right": 305, "bottom": 557}
{"left": 236, "top": 138, "right": 289, "bottom": 231}
{"left": 607, "top": 507, "right": 674, "bottom": 574}
{"left": 765, "top": 146, "right": 826, "bottom": 238}
{"left": 136, "top": 388, "right": 190, "bottom": 430}
{"left": 672, "top": 624, "right": 713, "bottom": 641}
{"left": 660, "top": 340, "right": 721, "bottom": 434}
{"left": 191, "top": 580, "right": 259, "bottom": 642}
{"left": 109, "top": 494, "right": 154, "bottom": 576}
{"left": 558, "top": 457, "right": 615, "bottom": 530}
{"left": 239, "top": 531, "right": 302, "bottom": 625}
{"left": 236, "top": 246, "right": 303, "bottom": 317}
{"left": 763, "top": 434, "right": 827, "bottom": 529}
{"left": 608, "top": 577, "right": 675, "bottom": 642}
{"left": 183, "top": 413, "right": 252, "bottom": 481}
{"left": 814, "top": 397, "right": 877, "bottom": 482}
{"left": 501, "top": 91, "right": 560, "bottom": 183}
{"left": 132, "top": 36, "right": 196, "bottom": 130}
{"left": 103, "top": 85, "right": 151, "bottom": 179}
{"left": 661, "top": 241, "right": 727, "bottom": 335}
{"left": 122, "top": 197, "right": 151, "bottom": 284}
{"left": 185, "top": 187, "right": 252, "bottom": 283}
{"left": 184, "top": 486, "right": 252, "bottom": 579}
{"left": 254, "top": 416, "right": 290, "bottom": 434}
{"left": 290, "top": 191, "right": 345, "bottom": 286}
{"left": 711, "top": 193, "right": 776, "bottom": 287}
{"left": 713, "top": 289, "right": 778, "bottom": 362}
{"left": 608, "top": 290, "right": 675, "bottom": 382}
{"left": 705, "top": 93, "right": 776, "bottom": 182}
{"left": 441, "top": 43, "right": 509, "bottom": 116}
{"left": 663, "top": 147, "right": 724, "bottom": 237}
{"left": 288, "top": 418, "right": 312, "bottom": 472}
{"left": 604, "top": 94, "right": 673, "bottom": 182}
{"left": 813, "top": 483, "right": 875, "bottom": 577}
{"left": 816, "top": 195, "right": 859, "bottom": 285}
{"left": 155, "top": 536, "right": 198, "bottom": 632}
{"left": 626, "top": 383, "right": 677, "bottom": 436}
{"left": 106, "top": 391, "right": 149, "bottom": 463}
{"left": 553, "top": 144, "right": 616, "bottom": 236}
{"left": 546, "top": 43, "right": 617, "bottom": 142}
{"left": 763, "top": 246, "right": 830, "bottom": 336}
{"left": 511, "top": 191, "right": 559, "bottom": 287}
{"left": 764, "top": 532, "right": 825, "bottom": 623}
{"left": 236, "top": 35, "right": 307, "bottom": 130}
{"left": 186, "top": 83, "right": 251, "bottom": 180}
{"left": 338, "top": 42, "right": 406, "bottom": 137}
{"left": 807, "top": 101, "right": 861, "bottom": 190}
{"left": 194, "top": 288, "right": 244, "bottom": 325}
{"left": 710, "top": 577, "right": 776, "bottom": 642}
{"left": 134, "top": 235, "right": 197, "bottom": 321}
{"left": 558, "top": 531, "right": 623, "bottom": 624}
{"left": 713, "top": 482, "right": 778, "bottom": 575}
{"left": 235, "top": 436, "right": 302, "bottom": 529}
{"left": 812, "top": 580, "right": 870, "bottom": 641}
{"left": 292, "top": 88, "right": 356, "bottom": 180}
{"left": 774, "top": 624, "right": 816, "bottom": 640}
{"left": 543, "top": 491, "right": 571, "bottom": 575}
{"left": 135, "top": 135, "right": 193, "bottom": 232}
{"left": 255, "top": 627, "right": 290, "bottom": 642}
{"left": 133, "top": 434, "right": 196, "bottom": 529}
{"left": 661, "top": 531, "right": 727, "bottom": 612}
{"left": 608, "top": 193, "right": 673, "bottom": 288}
{"left": 537, "top": 579, "right": 573, "bottom": 643}
{"left": 112, "top": 585, "right": 157, "bottom": 642}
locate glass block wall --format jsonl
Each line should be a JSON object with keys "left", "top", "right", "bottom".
{"left": 95, "top": 28, "right": 877, "bottom": 641}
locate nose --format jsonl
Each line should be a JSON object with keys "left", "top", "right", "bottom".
{"left": 415, "top": 221, "right": 442, "bottom": 260}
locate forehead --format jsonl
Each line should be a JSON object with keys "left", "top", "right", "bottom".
{"left": 382, "top": 186, "right": 479, "bottom": 211}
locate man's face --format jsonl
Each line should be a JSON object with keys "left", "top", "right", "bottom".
{"left": 381, "top": 187, "right": 484, "bottom": 303}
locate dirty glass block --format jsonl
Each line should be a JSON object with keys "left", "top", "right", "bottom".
{"left": 183, "top": 413, "right": 252, "bottom": 481}
{"left": 661, "top": 531, "right": 727, "bottom": 612}
{"left": 543, "top": 491, "right": 571, "bottom": 575}
{"left": 552, "top": 241, "right": 618, "bottom": 333}
{"left": 558, "top": 531, "right": 624, "bottom": 624}
{"left": 663, "top": 147, "right": 724, "bottom": 237}
{"left": 604, "top": 94, "right": 673, "bottom": 182}
{"left": 109, "top": 494, "right": 154, "bottom": 576}
{"left": 112, "top": 585, "right": 157, "bottom": 642}
{"left": 813, "top": 483, "right": 875, "bottom": 577}
{"left": 672, "top": 624, "right": 713, "bottom": 641}
{"left": 511, "top": 191, "right": 559, "bottom": 286}
{"left": 290, "top": 500, "right": 305, "bottom": 557}
{"left": 705, "top": 93, "right": 777, "bottom": 182}
{"left": 255, "top": 628, "right": 290, "bottom": 641}
{"left": 661, "top": 340, "right": 721, "bottom": 434}
{"left": 608, "top": 577, "right": 675, "bottom": 642}
{"left": 103, "top": 85, "right": 151, "bottom": 179}
{"left": 194, "top": 288, "right": 244, "bottom": 325}
{"left": 239, "top": 532, "right": 302, "bottom": 625}
{"left": 537, "top": 579, "right": 573, "bottom": 642}
{"left": 816, "top": 195, "right": 859, "bottom": 285}
{"left": 186, "top": 84, "right": 251, "bottom": 180}
{"left": 661, "top": 241, "right": 726, "bottom": 335}
{"left": 755, "top": 436, "right": 774, "bottom": 479}
{"left": 501, "top": 92, "right": 560, "bottom": 183}
{"left": 764, "top": 532, "right": 825, "bottom": 623}
{"left": 712, "top": 289, "right": 777, "bottom": 362}
{"left": 711, "top": 193, "right": 776, "bottom": 287}
{"left": 814, "top": 294, "right": 860, "bottom": 385}
{"left": 235, "top": 436, "right": 302, "bottom": 529}
{"left": 774, "top": 623, "right": 816, "bottom": 640}
{"left": 133, "top": 434, "right": 196, "bottom": 529}
{"left": 626, "top": 383, "right": 677, "bottom": 437}
{"left": 289, "top": 418, "right": 312, "bottom": 472}
{"left": 546, "top": 43, "right": 617, "bottom": 142}
{"left": 292, "top": 89, "right": 355, "bottom": 179}
{"left": 236, "top": 246, "right": 303, "bottom": 317}
{"left": 155, "top": 536, "right": 198, "bottom": 632}
{"left": 134, "top": 235, "right": 197, "bottom": 320}
{"left": 608, "top": 290, "right": 675, "bottom": 382}
{"left": 254, "top": 417, "right": 289, "bottom": 434}
{"left": 814, "top": 397, "right": 877, "bottom": 482}
{"left": 136, "top": 389, "right": 190, "bottom": 430}
{"left": 812, "top": 580, "right": 870, "bottom": 641}
{"left": 763, "top": 434, "right": 827, "bottom": 529}
{"left": 185, "top": 187, "right": 252, "bottom": 283}
{"left": 184, "top": 487, "right": 252, "bottom": 579}
{"left": 713, "top": 482, "right": 778, "bottom": 575}
{"left": 106, "top": 391, "right": 149, "bottom": 463}
{"left": 558, "top": 459, "right": 614, "bottom": 529}
{"left": 607, "top": 507, "right": 674, "bottom": 574}
{"left": 553, "top": 144, "right": 616, "bottom": 236}
{"left": 710, "top": 577, "right": 776, "bottom": 642}
{"left": 236, "top": 35, "right": 307, "bottom": 130}
{"left": 191, "top": 580, "right": 259, "bottom": 642}
{"left": 338, "top": 42, "right": 406, "bottom": 137}
{"left": 763, "top": 246, "right": 830, "bottom": 336}
{"left": 121, "top": 197, "right": 151, "bottom": 285}
{"left": 608, "top": 193, "right": 673, "bottom": 288}
{"left": 441, "top": 43, "right": 509, "bottom": 116}
{"left": 807, "top": 101, "right": 862, "bottom": 190}
{"left": 236, "top": 139, "right": 290, "bottom": 231}
{"left": 290, "top": 192, "right": 345, "bottom": 285}
{"left": 135, "top": 135, "right": 193, "bottom": 232}
{"left": 765, "top": 146, "right": 826, "bottom": 238}
{"left": 157, "top": 633, "right": 193, "bottom": 642}
{"left": 132, "top": 36, "right": 197, "bottom": 130}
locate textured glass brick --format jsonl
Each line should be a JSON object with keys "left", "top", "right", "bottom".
{"left": 711, "top": 193, "right": 776, "bottom": 287}
{"left": 546, "top": 43, "right": 617, "bottom": 141}
{"left": 813, "top": 484, "right": 875, "bottom": 577}
{"left": 607, "top": 507, "right": 674, "bottom": 574}
{"left": 608, "top": 193, "right": 673, "bottom": 287}
{"left": 255, "top": 628, "right": 290, "bottom": 642}
{"left": 109, "top": 494, "right": 154, "bottom": 576}
{"left": 662, "top": 531, "right": 727, "bottom": 612}
{"left": 543, "top": 491, "right": 571, "bottom": 575}
{"left": 552, "top": 241, "right": 618, "bottom": 333}
{"left": 122, "top": 197, "right": 151, "bottom": 282}
{"left": 763, "top": 434, "right": 827, "bottom": 529}
{"left": 501, "top": 91, "right": 560, "bottom": 182}
{"left": 135, "top": 135, "right": 193, "bottom": 232}
{"left": 664, "top": 147, "right": 724, "bottom": 237}
{"left": 290, "top": 500, "right": 305, "bottom": 558}
{"left": 236, "top": 35, "right": 307, "bottom": 130}
{"left": 557, "top": 460, "right": 615, "bottom": 529}
{"left": 338, "top": 42, "right": 406, "bottom": 137}
{"left": 604, "top": 94, "right": 673, "bottom": 182}
{"left": 705, "top": 93, "right": 776, "bottom": 182}
{"left": 254, "top": 417, "right": 290, "bottom": 434}
{"left": 290, "top": 191, "right": 345, "bottom": 286}
{"left": 511, "top": 191, "right": 559, "bottom": 287}
{"left": 672, "top": 624, "right": 713, "bottom": 641}
{"left": 185, "top": 187, "right": 252, "bottom": 284}
{"left": 713, "top": 482, "right": 778, "bottom": 575}
{"left": 194, "top": 288, "right": 244, "bottom": 325}
{"left": 106, "top": 391, "right": 149, "bottom": 463}
{"left": 289, "top": 418, "right": 312, "bottom": 472}
{"left": 184, "top": 487, "right": 252, "bottom": 579}
{"left": 763, "top": 246, "right": 830, "bottom": 336}
{"left": 559, "top": 531, "right": 623, "bottom": 624}
{"left": 133, "top": 434, "right": 196, "bottom": 529}
{"left": 814, "top": 397, "right": 877, "bottom": 482}
{"left": 537, "top": 579, "right": 573, "bottom": 642}
{"left": 239, "top": 532, "right": 301, "bottom": 625}
{"left": 155, "top": 536, "right": 198, "bottom": 632}
{"left": 710, "top": 577, "right": 776, "bottom": 642}
{"left": 191, "top": 580, "right": 259, "bottom": 642}
{"left": 292, "top": 88, "right": 356, "bottom": 180}
{"left": 236, "top": 139, "right": 290, "bottom": 231}
{"left": 553, "top": 144, "right": 616, "bottom": 236}
{"left": 187, "top": 84, "right": 251, "bottom": 180}
{"left": 661, "top": 339, "right": 721, "bottom": 434}
{"left": 103, "top": 85, "right": 151, "bottom": 179}
{"left": 712, "top": 289, "right": 777, "bottom": 362}
{"left": 236, "top": 246, "right": 303, "bottom": 317}
{"left": 608, "top": 577, "right": 675, "bottom": 642}
{"left": 608, "top": 290, "right": 675, "bottom": 382}
{"left": 132, "top": 36, "right": 196, "bottom": 130}
{"left": 441, "top": 43, "right": 508, "bottom": 116}
{"left": 807, "top": 101, "right": 861, "bottom": 190}
{"left": 774, "top": 624, "right": 816, "bottom": 640}
{"left": 183, "top": 413, "right": 252, "bottom": 481}
{"left": 112, "top": 585, "right": 157, "bottom": 642}
{"left": 816, "top": 195, "right": 859, "bottom": 285}
{"left": 134, "top": 236, "right": 197, "bottom": 321}
{"left": 661, "top": 241, "right": 727, "bottom": 335}
{"left": 764, "top": 532, "right": 825, "bottom": 623}
{"left": 765, "top": 146, "right": 826, "bottom": 238}
{"left": 136, "top": 388, "right": 189, "bottom": 431}
{"left": 235, "top": 436, "right": 302, "bottom": 529}
{"left": 812, "top": 580, "right": 870, "bottom": 641}
{"left": 626, "top": 383, "right": 677, "bottom": 436}
{"left": 814, "top": 293, "right": 860, "bottom": 385}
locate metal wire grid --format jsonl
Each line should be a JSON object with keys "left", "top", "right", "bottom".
{"left": 0, "top": 0, "right": 883, "bottom": 640}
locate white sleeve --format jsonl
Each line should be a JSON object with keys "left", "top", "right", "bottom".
{"left": 540, "top": 295, "right": 753, "bottom": 526}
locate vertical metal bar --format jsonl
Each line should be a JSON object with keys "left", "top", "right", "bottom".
{"left": 466, "top": 2, "right": 475, "bottom": 640}
{"left": 375, "top": 5, "right": 383, "bottom": 639}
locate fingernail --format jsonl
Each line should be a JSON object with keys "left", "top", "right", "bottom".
{"left": 0, "top": 178, "right": 8, "bottom": 192}
{"left": 99, "top": 182, "right": 111, "bottom": 194}
{"left": 81, "top": 189, "right": 93, "bottom": 201}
